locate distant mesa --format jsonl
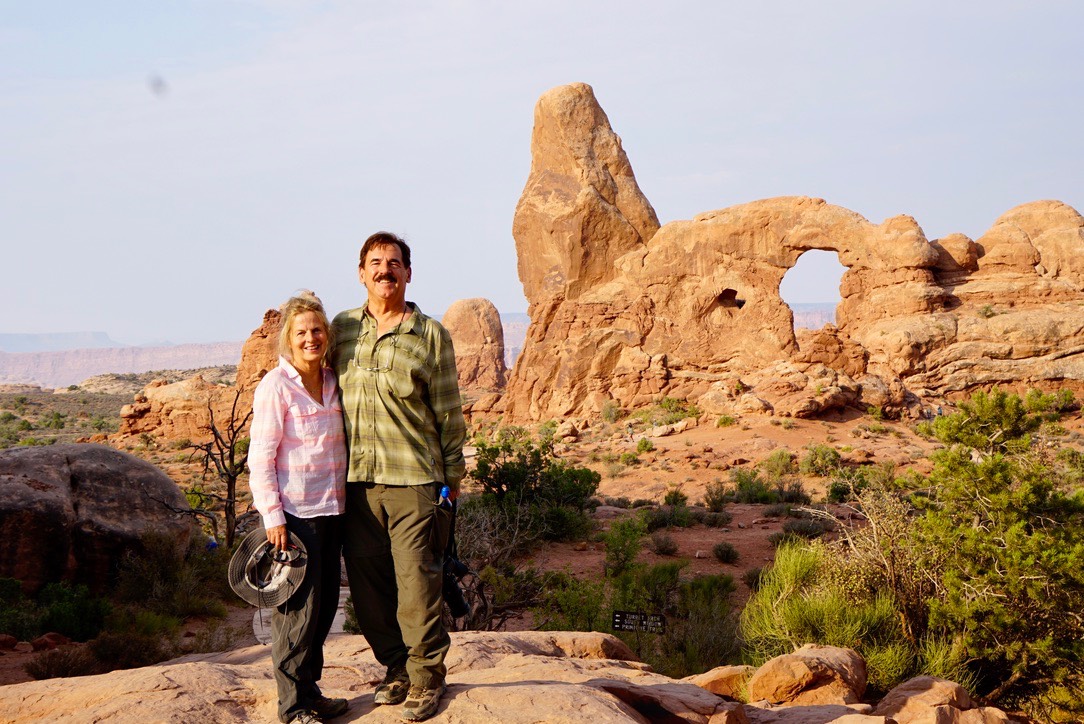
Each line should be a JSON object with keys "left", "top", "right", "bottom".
{"left": 0, "top": 331, "right": 121, "bottom": 354}
{"left": 497, "top": 81, "right": 1084, "bottom": 422}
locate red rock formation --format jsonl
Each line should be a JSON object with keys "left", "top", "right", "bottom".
{"left": 442, "top": 298, "right": 507, "bottom": 394}
{"left": 502, "top": 83, "right": 1084, "bottom": 421}
{"left": 117, "top": 311, "right": 281, "bottom": 443}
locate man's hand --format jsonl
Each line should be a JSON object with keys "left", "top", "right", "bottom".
{"left": 266, "top": 525, "right": 289, "bottom": 551}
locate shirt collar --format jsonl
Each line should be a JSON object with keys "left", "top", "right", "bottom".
{"left": 362, "top": 302, "right": 424, "bottom": 335}
{"left": 277, "top": 356, "right": 331, "bottom": 383}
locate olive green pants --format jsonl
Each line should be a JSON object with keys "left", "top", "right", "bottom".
{"left": 343, "top": 482, "right": 452, "bottom": 689}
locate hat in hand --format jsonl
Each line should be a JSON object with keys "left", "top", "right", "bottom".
{"left": 228, "top": 527, "right": 308, "bottom": 608}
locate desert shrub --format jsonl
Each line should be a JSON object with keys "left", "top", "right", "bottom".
{"left": 716, "top": 415, "right": 735, "bottom": 428}
{"left": 644, "top": 504, "right": 693, "bottom": 532}
{"left": 465, "top": 429, "right": 600, "bottom": 548}
{"left": 648, "top": 532, "right": 678, "bottom": 556}
{"left": 632, "top": 397, "right": 701, "bottom": 427}
{"left": 600, "top": 400, "right": 622, "bottom": 423}
{"left": 740, "top": 543, "right": 922, "bottom": 695}
{"left": 742, "top": 567, "right": 764, "bottom": 591}
{"left": 758, "top": 449, "right": 796, "bottom": 481}
{"left": 929, "top": 387, "right": 1041, "bottom": 454}
{"left": 782, "top": 518, "right": 832, "bottom": 540}
{"left": 730, "top": 468, "right": 775, "bottom": 504}
{"left": 630, "top": 498, "right": 655, "bottom": 509}
{"left": 88, "top": 630, "right": 175, "bottom": 671}
{"left": 773, "top": 479, "right": 811, "bottom": 505}
{"left": 114, "top": 531, "right": 229, "bottom": 620}
{"left": 920, "top": 446, "right": 1084, "bottom": 714}
{"left": 619, "top": 451, "right": 639, "bottom": 466}
{"left": 703, "top": 478, "right": 730, "bottom": 512}
{"left": 653, "top": 573, "right": 740, "bottom": 677}
{"left": 701, "top": 510, "right": 732, "bottom": 527}
{"left": 603, "top": 496, "right": 631, "bottom": 509}
{"left": 537, "top": 419, "right": 558, "bottom": 442}
{"left": 636, "top": 437, "right": 655, "bottom": 453}
{"left": 1023, "top": 387, "right": 1077, "bottom": 415}
{"left": 767, "top": 531, "right": 805, "bottom": 548}
{"left": 23, "top": 647, "right": 102, "bottom": 680}
{"left": 713, "top": 541, "right": 739, "bottom": 564}
{"left": 799, "top": 444, "right": 841, "bottom": 476}
{"left": 534, "top": 572, "right": 608, "bottom": 632}
{"left": 827, "top": 467, "right": 869, "bottom": 503}
{"left": 663, "top": 487, "right": 688, "bottom": 507}
{"left": 603, "top": 516, "right": 647, "bottom": 576}
{"left": 36, "top": 583, "right": 111, "bottom": 642}
{"left": 763, "top": 503, "right": 791, "bottom": 518}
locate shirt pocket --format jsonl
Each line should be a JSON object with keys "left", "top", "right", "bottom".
{"left": 383, "top": 367, "right": 416, "bottom": 399}
{"left": 286, "top": 403, "right": 323, "bottom": 440}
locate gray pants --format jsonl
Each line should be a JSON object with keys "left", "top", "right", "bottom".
{"left": 272, "top": 512, "right": 343, "bottom": 723}
{"left": 343, "top": 482, "right": 452, "bottom": 689}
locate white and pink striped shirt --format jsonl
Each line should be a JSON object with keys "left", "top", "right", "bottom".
{"left": 248, "top": 357, "right": 347, "bottom": 529}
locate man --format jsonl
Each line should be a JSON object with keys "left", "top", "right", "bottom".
{"left": 332, "top": 231, "right": 465, "bottom": 722}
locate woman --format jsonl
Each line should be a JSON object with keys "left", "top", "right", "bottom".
{"left": 248, "top": 291, "right": 349, "bottom": 724}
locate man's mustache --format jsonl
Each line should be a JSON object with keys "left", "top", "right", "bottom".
{"left": 374, "top": 273, "right": 398, "bottom": 283}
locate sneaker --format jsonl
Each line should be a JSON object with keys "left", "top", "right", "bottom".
{"left": 310, "top": 695, "right": 348, "bottom": 719}
{"left": 287, "top": 711, "right": 320, "bottom": 724}
{"left": 400, "top": 682, "right": 446, "bottom": 722}
{"left": 373, "top": 663, "right": 411, "bottom": 705}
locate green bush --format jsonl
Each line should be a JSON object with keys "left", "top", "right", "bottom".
{"left": 604, "top": 517, "right": 646, "bottom": 576}
{"left": 703, "top": 478, "right": 730, "bottom": 512}
{"left": 644, "top": 504, "right": 693, "bottom": 532}
{"left": 701, "top": 510, "right": 732, "bottom": 527}
{"left": 740, "top": 543, "right": 928, "bottom": 695}
{"left": 799, "top": 444, "right": 841, "bottom": 476}
{"left": 23, "top": 647, "right": 102, "bottom": 680}
{"left": 636, "top": 437, "right": 655, "bottom": 453}
{"left": 114, "top": 532, "right": 230, "bottom": 620}
{"left": 929, "top": 387, "right": 1041, "bottom": 454}
{"left": 36, "top": 583, "right": 111, "bottom": 642}
{"left": 716, "top": 415, "right": 735, "bottom": 428}
{"left": 713, "top": 541, "right": 739, "bottom": 564}
{"left": 649, "top": 532, "right": 678, "bottom": 556}
{"left": 603, "top": 496, "right": 631, "bottom": 509}
{"left": 759, "top": 450, "right": 796, "bottom": 480}
{"left": 731, "top": 468, "right": 776, "bottom": 504}
{"left": 773, "top": 479, "right": 811, "bottom": 505}
{"left": 782, "top": 518, "right": 831, "bottom": 540}
{"left": 663, "top": 487, "right": 688, "bottom": 507}
{"left": 619, "top": 451, "right": 639, "bottom": 466}
{"left": 600, "top": 400, "right": 622, "bottom": 423}
{"left": 827, "top": 467, "right": 869, "bottom": 503}
{"left": 763, "top": 503, "right": 791, "bottom": 518}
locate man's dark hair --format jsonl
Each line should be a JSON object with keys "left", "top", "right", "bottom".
{"left": 359, "top": 231, "right": 411, "bottom": 269}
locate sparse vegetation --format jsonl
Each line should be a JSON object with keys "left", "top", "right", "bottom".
{"left": 713, "top": 541, "right": 739, "bottom": 564}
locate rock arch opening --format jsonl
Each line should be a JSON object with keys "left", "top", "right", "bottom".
{"left": 780, "top": 250, "right": 846, "bottom": 335}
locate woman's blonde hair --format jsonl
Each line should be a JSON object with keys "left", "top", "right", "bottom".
{"left": 278, "top": 290, "right": 334, "bottom": 364}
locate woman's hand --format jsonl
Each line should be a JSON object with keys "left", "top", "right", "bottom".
{"left": 266, "top": 525, "right": 289, "bottom": 551}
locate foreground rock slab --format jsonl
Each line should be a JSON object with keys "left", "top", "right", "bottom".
{"left": 0, "top": 631, "right": 740, "bottom": 724}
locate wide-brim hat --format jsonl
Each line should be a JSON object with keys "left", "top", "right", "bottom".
{"left": 228, "top": 528, "right": 308, "bottom": 608}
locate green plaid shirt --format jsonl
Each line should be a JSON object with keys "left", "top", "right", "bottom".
{"left": 331, "top": 303, "right": 466, "bottom": 489}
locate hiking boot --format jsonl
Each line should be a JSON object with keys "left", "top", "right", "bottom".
{"left": 400, "top": 682, "right": 446, "bottom": 722}
{"left": 287, "top": 711, "right": 320, "bottom": 724}
{"left": 373, "top": 663, "right": 410, "bottom": 705}
{"left": 310, "top": 695, "right": 348, "bottom": 719}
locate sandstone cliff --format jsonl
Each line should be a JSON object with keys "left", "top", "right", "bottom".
{"left": 502, "top": 83, "right": 1084, "bottom": 422}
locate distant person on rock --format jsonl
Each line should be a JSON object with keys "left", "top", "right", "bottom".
{"left": 332, "top": 232, "right": 466, "bottom": 722}
{"left": 248, "top": 291, "right": 349, "bottom": 724}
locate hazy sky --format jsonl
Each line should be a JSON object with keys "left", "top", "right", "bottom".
{"left": 3, "top": 1, "right": 1082, "bottom": 345}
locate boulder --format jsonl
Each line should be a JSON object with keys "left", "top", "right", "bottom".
{"left": 0, "top": 444, "right": 193, "bottom": 595}
{"left": 686, "top": 664, "right": 756, "bottom": 699}
{"left": 443, "top": 298, "right": 508, "bottom": 393}
{"left": 746, "top": 644, "right": 867, "bottom": 706}
{"left": 871, "top": 675, "right": 1004, "bottom": 723}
